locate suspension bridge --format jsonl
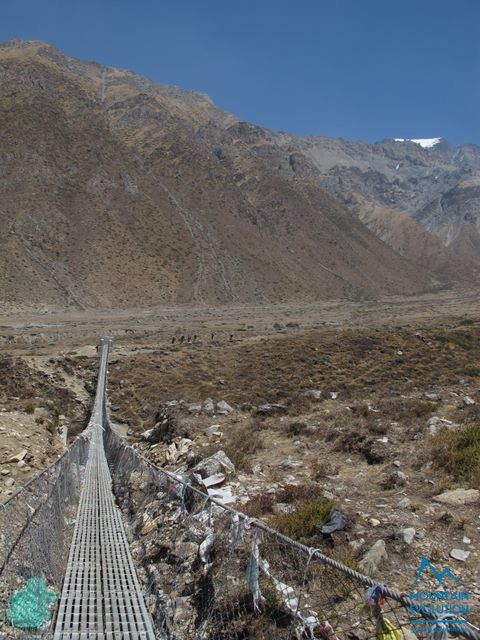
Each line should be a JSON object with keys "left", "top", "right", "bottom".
{"left": 1, "top": 339, "right": 479, "bottom": 639}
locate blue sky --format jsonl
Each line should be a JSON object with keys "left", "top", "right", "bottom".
{"left": 2, "top": 0, "right": 479, "bottom": 144}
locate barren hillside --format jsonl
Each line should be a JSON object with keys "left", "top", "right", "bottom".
{"left": 1, "top": 40, "right": 472, "bottom": 311}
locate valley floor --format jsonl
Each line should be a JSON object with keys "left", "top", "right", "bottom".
{"left": 1, "top": 290, "right": 479, "bottom": 620}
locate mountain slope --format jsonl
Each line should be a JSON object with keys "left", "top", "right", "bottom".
{"left": 249, "top": 133, "right": 480, "bottom": 280}
{"left": 0, "top": 40, "right": 475, "bottom": 311}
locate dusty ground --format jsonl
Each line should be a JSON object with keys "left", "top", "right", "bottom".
{"left": 1, "top": 292, "right": 479, "bottom": 610}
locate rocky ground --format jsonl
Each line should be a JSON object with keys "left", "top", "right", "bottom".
{"left": 0, "top": 354, "right": 90, "bottom": 499}
{"left": 1, "top": 297, "right": 479, "bottom": 627}
{"left": 103, "top": 318, "right": 480, "bottom": 616}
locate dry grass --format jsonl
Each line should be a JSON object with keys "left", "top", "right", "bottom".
{"left": 108, "top": 324, "right": 480, "bottom": 431}
{"left": 431, "top": 425, "right": 480, "bottom": 487}
{"left": 268, "top": 490, "right": 334, "bottom": 540}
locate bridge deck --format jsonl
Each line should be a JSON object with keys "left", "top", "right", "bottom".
{"left": 53, "top": 340, "right": 155, "bottom": 640}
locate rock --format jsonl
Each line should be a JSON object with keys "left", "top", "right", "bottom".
{"left": 216, "top": 400, "right": 233, "bottom": 415}
{"left": 303, "top": 389, "right": 322, "bottom": 400}
{"left": 142, "top": 408, "right": 179, "bottom": 444}
{"left": 8, "top": 449, "right": 27, "bottom": 463}
{"left": 272, "top": 503, "right": 296, "bottom": 515}
{"left": 141, "top": 428, "right": 155, "bottom": 442}
{"left": 400, "top": 527, "right": 416, "bottom": 545}
{"left": 427, "top": 415, "right": 456, "bottom": 436}
{"left": 1, "top": 469, "right": 10, "bottom": 476}
{"left": 349, "top": 538, "right": 365, "bottom": 552}
{"left": 361, "top": 439, "right": 387, "bottom": 464}
{"left": 463, "top": 536, "right": 471, "bottom": 545}
{"left": 389, "top": 470, "right": 408, "bottom": 488}
{"left": 358, "top": 540, "right": 387, "bottom": 576}
{"left": 398, "top": 497, "right": 411, "bottom": 509}
{"left": 450, "top": 548, "right": 470, "bottom": 562}
{"left": 463, "top": 395, "right": 475, "bottom": 406}
{"left": 424, "top": 392, "right": 441, "bottom": 401}
{"left": 205, "top": 425, "right": 222, "bottom": 437}
{"left": 256, "top": 403, "right": 287, "bottom": 416}
{"left": 279, "top": 457, "right": 303, "bottom": 470}
{"left": 433, "top": 489, "right": 479, "bottom": 506}
{"left": 188, "top": 403, "right": 202, "bottom": 414}
{"left": 4, "top": 478, "right": 15, "bottom": 488}
{"left": 140, "top": 514, "right": 156, "bottom": 535}
{"left": 238, "top": 402, "right": 255, "bottom": 412}
{"left": 330, "top": 392, "right": 339, "bottom": 399}
{"left": 192, "top": 450, "right": 235, "bottom": 477}
{"left": 202, "top": 398, "right": 215, "bottom": 414}
{"left": 369, "top": 518, "right": 381, "bottom": 528}
{"left": 17, "top": 460, "right": 26, "bottom": 468}
{"left": 199, "top": 474, "right": 226, "bottom": 488}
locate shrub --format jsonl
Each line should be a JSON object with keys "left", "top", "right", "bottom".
{"left": 269, "top": 496, "right": 334, "bottom": 539}
{"left": 431, "top": 425, "right": 480, "bottom": 486}
{"left": 434, "top": 333, "right": 471, "bottom": 350}
{"left": 45, "top": 420, "right": 57, "bottom": 435}
{"left": 223, "top": 421, "right": 264, "bottom": 472}
{"left": 288, "top": 421, "right": 307, "bottom": 436}
{"left": 25, "top": 403, "right": 35, "bottom": 414}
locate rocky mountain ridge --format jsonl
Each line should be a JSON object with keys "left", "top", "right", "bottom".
{"left": 0, "top": 40, "right": 478, "bottom": 311}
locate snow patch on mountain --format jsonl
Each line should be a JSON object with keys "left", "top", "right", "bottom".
{"left": 394, "top": 137, "right": 442, "bottom": 148}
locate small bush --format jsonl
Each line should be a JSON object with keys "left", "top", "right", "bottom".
{"left": 434, "top": 333, "right": 471, "bottom": 350}
{"left": 25, "top": 403, "right": 35, "bottom": 414}
{"left": 311, "top": 460, "right": 339, "bottom": 480}
{"left": 223, "top": 421, "right": 264, "bottom": 472}
{"left": 288, "top": 421, "right": 307, "bottom": 436}
{"left": 464, "top": 367, "right": 480, "bottom": 377}
{"left": 244, "top": 494, "right": 275, "bottom": 518}
{"left": 269, "top": 496, "right": 334, "bottom": 539}
{"left": 45, "top": 420, "right": 57, "bottom": 436}
{"left": 35, "top": 416, "right": 45, "bottom": 425}
{"left": 411, "top": 400, "right": 438, "bottom": 418}
{"left": 431, "top": 425, "right": 480, "bottom": 486}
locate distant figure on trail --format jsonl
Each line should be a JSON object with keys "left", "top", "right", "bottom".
{"left": 180, "top": 335, "right": 185, "bottom": 344}
{"left": 193, "top": 335, "right": 197, "bottom": 342}
{"left": 229, "top": 334, "right": 233, "bottom": 342}
{"left": 211, "top": 333, "right": 215, "bottom": 342}
{"left": 187, "top": 336, "right": 191, "bottom": 343}
{"left": 171, "top": 337, "right": 176, "bottom": 344}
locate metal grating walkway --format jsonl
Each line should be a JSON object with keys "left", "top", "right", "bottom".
{"left": 53, "top": 339, "right": 156, "bottom": 640}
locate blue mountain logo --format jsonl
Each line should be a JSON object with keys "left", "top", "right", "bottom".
{"left": 413, "top": 555, "right": 463, "bottom": 586}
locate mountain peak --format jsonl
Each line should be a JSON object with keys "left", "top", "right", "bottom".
{"left": 393, "top": 137, "right": 443, "bottom": 148}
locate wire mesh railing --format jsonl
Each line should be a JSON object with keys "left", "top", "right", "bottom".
{"left": 0, "top": 433, "right": 89, "bottom": 637}
{"left": 104, "top": 425, "right": 480, "bottom": 640}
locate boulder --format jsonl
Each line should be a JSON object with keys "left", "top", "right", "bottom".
{"left": 303, "top": 389, "right": 322, "bottom": 400}
{"left": 433, "top": 488, "right": 479, "bottom": 506}
{"left": 427, "top": 416, "right": 456, "bottom": 436}
{"left": 450, "top": 548, "right": 470, "bottom": 562}
{"left": 216, "top": 400, "right": 233, "bottom": 415}
{"left": 358, "top": 540, "right": 387, "bottom": 576}
{"left": 256, "top": 403, "right": 287, "bottom": 416}
{"left": 188, "top": 403, "right": 202, "bottom": 414}
{"left": 192, "top": 450, "right": 235, "bottom": 478}
{"left": 399, "top": 527, "right": 416, "bottom": 545}
{"left": 8, "top": 449, "right": 27, "bottom": 463}
{"left": 202, "top": 398, "right": 215, "bottom": 414}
